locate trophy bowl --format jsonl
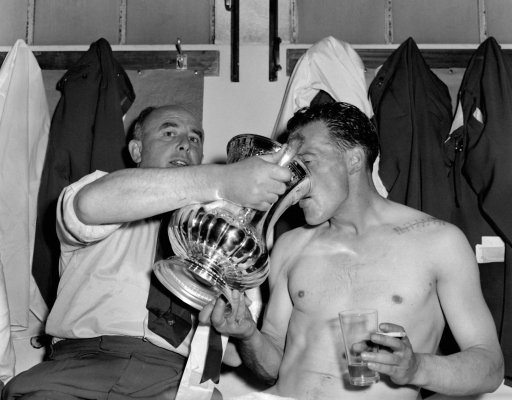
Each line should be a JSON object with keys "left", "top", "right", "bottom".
{"left": 154, "top": 134, "right": 310, "bottom": 309}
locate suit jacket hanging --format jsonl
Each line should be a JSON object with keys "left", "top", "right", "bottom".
{"left": 32, "top": 38, "right": 135, "bottom": 308}
{"left": 445, "top": 37, "right": 512, "bottom": 384}
{"left": 369, "top": 37, "right": 454, "bottom": 222}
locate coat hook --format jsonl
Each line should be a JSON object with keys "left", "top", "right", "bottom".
{"left": 175, "top": 37, "right": 187, "bottom": 70}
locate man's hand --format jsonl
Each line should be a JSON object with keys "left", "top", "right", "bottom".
{"left": 199, "top": 290, "right": 257, "bottom": 340}
{"left": 220, "top": 148, "right": 292, "bottom": 211}
{"left": 362, "top": 322, "right": 420, "bottom": 386}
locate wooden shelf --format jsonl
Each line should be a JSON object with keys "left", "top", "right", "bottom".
{"left": 286, "top": 47, "right": 512, "bottom": 75}
{"left": 0, "top": 50, "right": 219, "bottom": 76}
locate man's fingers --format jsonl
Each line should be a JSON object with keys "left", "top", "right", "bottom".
{"left": 198, "top": 300, "right": 215, "bottom": 324}
{"left": 378, "top": 323, "right": 406, "bottom": 335}
{"left": 362, "top": 350, "right": 401, "bottom": 366}
{"left": 228, "top": 290, "right": 241, "bottom": 322}
{"left": 371, "top": 333, "right": 405, "bottom": 351}
{"left": 210, "top": 296, "right": 229, "bottom": 326}
{"left": 235, "top": 293, "right": 248, "bottom": 323}
{"left": 259, "top": 145, "right": 287, "bottom": 164}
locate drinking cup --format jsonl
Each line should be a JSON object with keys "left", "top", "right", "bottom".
{"left": 339, "top": 309, "right": 380, "bottom": 386}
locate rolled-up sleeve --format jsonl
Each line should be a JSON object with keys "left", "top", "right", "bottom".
{"left": 56, "top": 170, "right": 122, "bottom": 250}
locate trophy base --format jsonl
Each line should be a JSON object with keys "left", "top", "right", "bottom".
{"left": 153, "top": 257, "right": 227, "bottom": 310}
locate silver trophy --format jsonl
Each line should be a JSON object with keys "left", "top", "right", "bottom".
{"left": 153, "top": 134, "right": 310, "bottom": 309}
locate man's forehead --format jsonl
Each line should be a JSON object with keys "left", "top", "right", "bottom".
{"left": 149, "top": 107, "right": 203, "bottom": 133}
{"left": 290, "top": 121, "right": 328, "bottom": 140}
{"left": 152, "top": 106, "right": 197, "bottom": 122}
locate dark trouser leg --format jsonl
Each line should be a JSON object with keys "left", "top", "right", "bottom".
{"left": 3, "top": 337, "right": 186, "bottom": 400}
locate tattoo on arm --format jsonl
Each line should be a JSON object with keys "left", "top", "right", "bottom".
{"left": 393, "top": 217, "right": 446, "bottom": 234}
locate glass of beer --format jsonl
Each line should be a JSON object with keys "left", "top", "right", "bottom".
{"left": 339, "top": 309, "right": 380, "bottom": 386}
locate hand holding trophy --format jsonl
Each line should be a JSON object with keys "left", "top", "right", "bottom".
{"left": 154, "top": 134, "right": 310, "bottom": 309}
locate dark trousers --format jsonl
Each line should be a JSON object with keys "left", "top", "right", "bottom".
{"left": 2, "top": 336, "right": 187, "bottom": 400}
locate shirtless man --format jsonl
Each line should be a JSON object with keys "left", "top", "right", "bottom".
{"left": 200, "top": 102, "right": 504, "bottom": 400}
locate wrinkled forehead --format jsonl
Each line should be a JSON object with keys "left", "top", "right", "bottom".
{"left": 147, "top": 106, "right": 204, "bottom": 140}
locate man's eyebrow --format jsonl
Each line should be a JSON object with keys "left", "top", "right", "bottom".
{"left": 159, "top": 121, "right": 179, "bottom": 130}
{"left": 158, "top": 121, "right": 204, "bottom": 141}
{"left": 191, "top": 128, "right": 204, "bottom": 141}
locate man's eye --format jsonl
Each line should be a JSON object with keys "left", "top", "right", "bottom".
{"left": 189, "top": 136, "right": 201, "bottom": 144}
{"left": 163, "top": 130, "right": 177, "bottom": 137}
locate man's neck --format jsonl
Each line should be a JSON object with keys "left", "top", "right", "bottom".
{"left": 329, "top": 184, "right": 386, "bottom": 235}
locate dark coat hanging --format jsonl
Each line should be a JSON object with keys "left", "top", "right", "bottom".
{"left": 446, "top": 37, "right": 512, "bottom": 384}
{"left": 368, "top": 37, "right": 455, "bottom": 222}
{"left": 32, "top": 38, "right": 135, "bottom": 308}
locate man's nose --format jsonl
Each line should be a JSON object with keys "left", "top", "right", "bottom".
{"left": 177, "top": 136, "right": 190, "bottom": 152}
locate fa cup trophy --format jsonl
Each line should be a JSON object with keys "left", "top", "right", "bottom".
{"left": 153, "top": 134, "right": 310, "bottom": 309}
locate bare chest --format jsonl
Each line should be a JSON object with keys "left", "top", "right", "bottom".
{"left": 287, "top": 237, "right": 436, "bottom": 319}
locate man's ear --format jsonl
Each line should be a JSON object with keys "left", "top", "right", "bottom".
{"left": 128, "top": 139, "right": 142, "bottom": 164}
{"left": 347, "top": 148, "right": 364, "bottom": 174}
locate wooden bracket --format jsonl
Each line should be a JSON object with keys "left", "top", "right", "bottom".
{"left": 0, "top": 49, "right": 219, "bottom": 76}
{"left": 286, "top": 47, "right": 512, "bottom": 75}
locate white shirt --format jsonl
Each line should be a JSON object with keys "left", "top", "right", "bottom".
{"left": 45, "top": 170, "right": 194, "bottom": 356}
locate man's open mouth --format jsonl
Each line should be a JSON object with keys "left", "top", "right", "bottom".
{"left": 169, "top": 160, "right": 189, "bottom": 167}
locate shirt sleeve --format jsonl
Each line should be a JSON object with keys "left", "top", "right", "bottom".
{"left": 56, "top": 170, "right": 122, "bottom": 250}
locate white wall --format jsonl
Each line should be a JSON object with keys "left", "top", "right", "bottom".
{"left": 202, "top": 44, "right": 290, "bottom": 164}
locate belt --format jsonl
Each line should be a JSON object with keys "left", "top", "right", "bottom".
{"left": 50, "top": 335, "right": 187, "bottom": 363}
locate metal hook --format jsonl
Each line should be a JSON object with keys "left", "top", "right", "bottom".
{"left": 225, "top": 0, "right": 232, "bottom": 11}
{"left": 176, "top": 37, "right": 182, "bottom": 55}
{"left": 175, "top": 37, "right": 187, "bottom": 70}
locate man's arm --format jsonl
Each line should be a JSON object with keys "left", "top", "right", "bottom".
{"left": 200, "top": 233, "right": 295, "bottom": 384}
{"left": 416, "top": 225, "right": 503, "bottom": 394}
{"left": 236, "top": 253, "right": 294, "bottom": 383}
{"left": 74, "top": 151, "right": 291, "bottom": 225}
{"left": 366, "top": 224, "right": 504, "bottom": 395}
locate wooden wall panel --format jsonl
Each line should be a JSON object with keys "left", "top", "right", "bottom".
{"left": 34, "top": 0, "right": 120, "bottom": 45}
{"left": 286, "top": 47, "right": 493, "bottom": 75}
{"left": 126, "top": 0, "right": 211, "bottom": 44}
{"left": 393, "top": 0, "right": 480, "bottom": 43}
{"left": 296, "top": 0, "right": 385, "bottom": 44}
{"left": 486, "top": 0, "right": 512, "bottom": 43}
{"left": 0, "top": 0, "right": 30, "bottom": 46}
{"left": 0, "top": 50, "right": 220, "bottom": 76}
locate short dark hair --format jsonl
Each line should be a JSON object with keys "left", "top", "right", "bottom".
{"left": 286, "top": 102, "right": 379, "bottom": 169}
{"left": 131, "top": 106, "right": 157, "bottom": 141}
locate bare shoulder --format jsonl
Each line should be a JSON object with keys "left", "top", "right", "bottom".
{"left": 389, "top": 203, "right": 461, "bottom": 238}
{"left": 274, "top": 223, "right": 318, "bottom": 249}
{"left": 269, "top": 225, "right": 319, "bottom": 277}
{"left": 387, "top": 203, "right": 474, "bottom": 267}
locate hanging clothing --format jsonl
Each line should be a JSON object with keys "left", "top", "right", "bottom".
{"left": 271, "top": 36, "right": 373, "bottom": 140}
{"left": 0, "top": 261, "right": 14, "bottom": 386}
{"left": 32, "top": 38, "right": 135, "bottom": 308}
{"left": 0, "top": 39, "right": 50, "bottom": 329}
{"left": 368, "top": 37, "right": 455, "bottom": 222}
{"left": 445, "top": 37, "right": 512, "bottom": 384}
